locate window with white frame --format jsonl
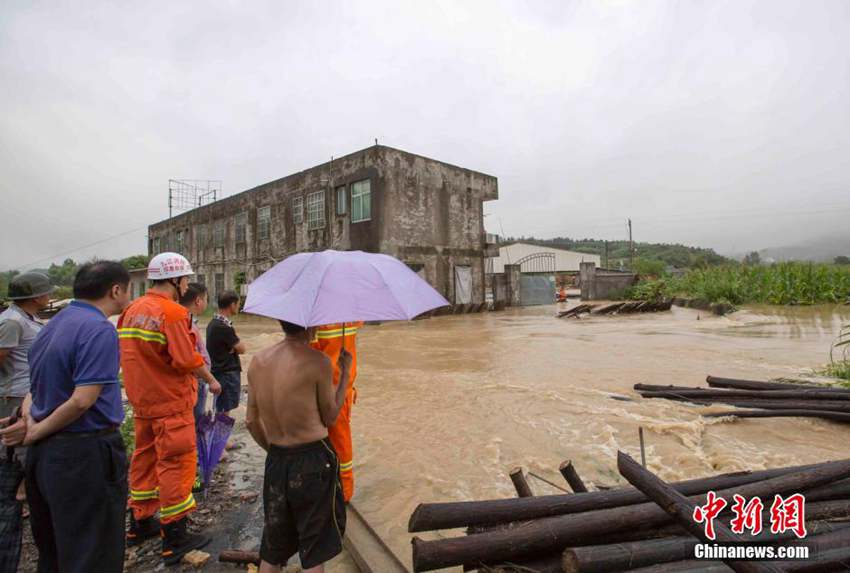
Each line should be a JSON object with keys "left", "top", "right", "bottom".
{"left": 335, "top": 185, "right": 347, "bottom": 215}
{"left": 235, "top": 211, "right": 248, "bottom": 243}
{"left": 152, "top": 237, "right": 161, "bottom": 253}
{"left": 351, "top": 179, "right": 371, "bottom": 223}
{"left": 307, "top": 191, "right": 326, "bottom": 230}
{"left": 257, "top": 206, "right": 271, "bottom": 240}
{"left": 292, "top": 197, "right": 304, "bottom": 224}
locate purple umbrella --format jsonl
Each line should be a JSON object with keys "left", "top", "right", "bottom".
{"left": 197, "top": 409, "right": 234, "bottom": 491}
{"left": 244, "top": 250, "right": 449, "bottom": 325}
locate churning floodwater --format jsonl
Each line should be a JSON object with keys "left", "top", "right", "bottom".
{"left": 232, "top": 303, "right": 850, "bottom": 570}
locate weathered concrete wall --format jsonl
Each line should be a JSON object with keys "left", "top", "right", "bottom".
{"left": 580, "top": 262, "right": 636, "bottom": 300}
{"left": 148, "top": 145, "right": 498, "bottom": 303}
{"left": 504, "top": 264, "right": 522, "bottom": 307}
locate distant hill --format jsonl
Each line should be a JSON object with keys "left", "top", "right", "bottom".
{"left": 504, "top": 237, "right": 732, "bottom": 269}
{"left": 755, "top": 235, "right": 850, "bottom": 263}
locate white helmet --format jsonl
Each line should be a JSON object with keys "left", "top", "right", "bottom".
{"left": 147, "top": 252, "right": 194, "bottom": 280}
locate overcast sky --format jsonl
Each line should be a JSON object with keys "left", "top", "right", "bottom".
{"left": 2, "top": 0, "right": 849, "bottom": 270}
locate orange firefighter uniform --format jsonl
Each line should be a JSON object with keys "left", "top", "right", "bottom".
{"left": 310, "top": 322, "right": 363, "bottom": 502}
{"left": 118, "top": 291, "right": 204, "bottom": 524}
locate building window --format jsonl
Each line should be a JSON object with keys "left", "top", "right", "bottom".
{"left": 175, "top": 230, "right": 185, "bottom": 254}
{"left": 335, "top": 185, "right": 347, "bottom": 215}
{"left": 235, "top": 211, "right": 248, "bottom": 244}
{"left": 214, "top": 221, "right": 225, "bottom": 247}
{"left": 257, "top": 206, "right": 271, "bottom": 240}
{"left": 197, "top": 274, "right": 205, "bottom": 286}
{"left": 152, "top": 237, "right": 161, "bottom": 253}
{"left": 351, "top": 179, "right": 371, "bottom": 223}
{"left": 292, "top": 197, "right": 304, "bottom": 224}
{"left": 214, "top": 273, "right": 224, "bottom": 297}
{"left": 307, "top": 191, "right": 326, "bottom": 230}
{"left": 196, "top": 224, "right": 207, "bottom": 251}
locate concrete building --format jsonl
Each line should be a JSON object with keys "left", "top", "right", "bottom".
{"left": 128, "top": 268, "right": 147, "bottom": 300}
{"left": 148, "top": 145, "right": 499, "bottom": 304}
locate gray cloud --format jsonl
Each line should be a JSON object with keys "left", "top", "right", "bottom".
{"left": 2, "top": 0, "right": 849, "bottom": 269}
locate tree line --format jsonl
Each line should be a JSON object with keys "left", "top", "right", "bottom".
{"left": 1, "top": 255, "right": 150, "bottom": 300}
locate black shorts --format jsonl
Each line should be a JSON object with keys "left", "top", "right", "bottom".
{"left": 213, "top": 370, "right": 241, "bottom": 412}
{"left": 260, "top": 438, "right": 346, "bottom": 569}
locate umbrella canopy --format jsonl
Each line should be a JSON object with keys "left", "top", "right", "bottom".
{"left": 196, "top": 410, "right": 235, "bottom": 489}
{"left": 244, "top": 250, "right": 450, "bottom": 326}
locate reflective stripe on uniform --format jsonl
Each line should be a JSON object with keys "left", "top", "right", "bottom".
{"left": 316, "top": 327, "right": 358, "bottom": 340}
{"left": 118, "top": 327, "right": 167, "bottom": 345}
{"left": 339, "top": 460, "right": 354, "bottom": 473}
{"left": 160, "top": 493, "right": 196, "bottom": 518}
{"left": 130, "top": 488, "right": 160, "bottom": 500}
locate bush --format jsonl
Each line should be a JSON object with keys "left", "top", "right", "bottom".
{"left": 121, "top": 405, "right": 135, "bottom": 454}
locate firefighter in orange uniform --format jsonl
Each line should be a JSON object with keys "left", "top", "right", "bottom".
{"left": 310, "top": 322, "right": 363, "bottom": 502}
{"left": 118, "top": 253, "right": 221, "bottom": 565}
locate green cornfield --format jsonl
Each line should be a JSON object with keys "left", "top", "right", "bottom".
{"left": 632, "top": 262, "right": 850, "bottom": 306}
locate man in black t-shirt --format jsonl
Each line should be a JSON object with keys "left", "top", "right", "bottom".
{"left": 206, "top": 291, "right": 246, "bottom": 416}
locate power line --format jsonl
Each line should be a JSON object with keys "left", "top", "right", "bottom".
{"left": 11, "top": 226, "right": 148, "bottom": 270}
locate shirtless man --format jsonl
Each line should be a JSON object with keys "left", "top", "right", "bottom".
{"left": 246, "top": 320, "right": 351, "bottom": 573}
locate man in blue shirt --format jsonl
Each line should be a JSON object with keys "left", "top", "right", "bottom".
{"left": 0, "top": 261, "right": 131, "bottom": 573}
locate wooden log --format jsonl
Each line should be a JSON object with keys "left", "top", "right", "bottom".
{"left": 784, "top": 547, "right": 850, "bottom": 572}
{"left": 558, "top": 460, "right": 589, "bottom": 493}
{"left": 706, "top": 375, "right": 847, "bottom": 393}
{"left": 628, "top": 544, "right": 850, "bottom": 573}
{"left": 638, "top": 393, "right": 850, "bottom": 413}
{"left": 616, "top": 451, "right": 782, "bottom": 573}
{"left": 562, "top": 519, "right": 850, "bottom": 572}
{"left": 409, "top": 459, "right": 850, "bottom": 571}
{"left": 634, "top": 384, "right": 850, "bottom": 401}
{"left": 218, "top": 550, "right": 260, "bottom": 565}
{"left": 627, "top": 561, "right": 730, "bottom": 572}
{"left": 558, "top": 304, "right": 595, "bottom": 318}
{"left": 467, "top": 554, "right": 562, "bottom": 573}
{"left": 590, "top": 302, "right": 624, "bottom": 315}
{"left": 509, "top": 468, "right": 534, "bottom": 498}
{"left": 705, "top": 409, "right": 850, "bottom": 423}
{"left": 409, "top": 461, "right": 827, "bottom": 532}
{"left": 617, "top": 301, "right": 640, "bottom": 313}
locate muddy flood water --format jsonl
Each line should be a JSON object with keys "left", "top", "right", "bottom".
{"left": 230, "top": 303, "right": 850, "bottom": 571}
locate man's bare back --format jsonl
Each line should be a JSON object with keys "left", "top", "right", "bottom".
{"left": 247, "top": 326, "right": 351, "bottom": 449}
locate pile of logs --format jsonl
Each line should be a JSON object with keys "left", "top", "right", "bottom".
{"left": 634, "top": 375, "right": 850, "bottom": 424}
{"left": 558, "top": 300, "right": 673, "bottom": 319}
{"left": 409, "top": 455, "right": 850, "bottom": 572}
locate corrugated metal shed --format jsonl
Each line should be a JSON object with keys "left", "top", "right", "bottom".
{"left": 488, "top": 243, "right": 601, "bottom": 274}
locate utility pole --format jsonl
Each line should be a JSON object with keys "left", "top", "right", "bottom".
{"left": 604, "top": 240, "right": 609, "bottom": 269}
{"left": 628, "top": 218, "right": 634, "bottom": 271}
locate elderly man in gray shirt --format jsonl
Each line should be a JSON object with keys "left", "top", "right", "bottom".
{"left": 0, "top": 272, "right": 53, "bottom": 512}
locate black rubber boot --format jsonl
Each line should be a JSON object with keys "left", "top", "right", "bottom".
{"left": 127, "top": 514, "right": 161, "bottom": 547}
{"left": 161, "top": 517, "right": 211, "bottom": 566}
